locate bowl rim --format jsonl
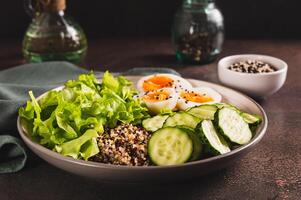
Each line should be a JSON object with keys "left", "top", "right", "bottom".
{"left": 17, "top": 77, "right": 268, "bottom": 171}
{"left": 218, "top": 54, "right": 288, "bottom": 77}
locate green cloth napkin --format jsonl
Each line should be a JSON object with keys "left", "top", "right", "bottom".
{"left": 0, "top": 62, "right": 88, "bottom": 174}
{"left": 0, "top": 62, "right": 179, "bottom": 174}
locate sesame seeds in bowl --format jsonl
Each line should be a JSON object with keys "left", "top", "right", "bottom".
{"left": 228, "top": 60, "right": 277, "bottom": 74}
{"left": 218, "top": 54, "right": 288, "bottom": 98}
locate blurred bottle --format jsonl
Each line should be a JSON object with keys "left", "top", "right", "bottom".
{"left": 172, "top": 0, "right": 224, "bottom": 64}
{"left": 22, "top": 0, "right": 87, "bottom": 63}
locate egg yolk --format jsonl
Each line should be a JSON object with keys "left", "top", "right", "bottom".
{"left": 181, "top": 92, "right": 213, "bottom": 103}
{"left": 143, "top": 91, "right": 170, "bottom": 102}
{"left": 143, "top": 76, "right": 174, "bottom": 92}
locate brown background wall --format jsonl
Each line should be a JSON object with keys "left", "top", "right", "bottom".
{"left": 2, "top": 0, "right": 300, "bottom": 39}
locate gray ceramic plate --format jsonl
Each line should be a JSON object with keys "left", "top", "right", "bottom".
{"left": 17, "top": 76, "right": 268, "bottom": 183}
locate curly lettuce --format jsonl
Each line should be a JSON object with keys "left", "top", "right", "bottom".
{"left": 19, "top": 71, "right": 149, "bottom": 160}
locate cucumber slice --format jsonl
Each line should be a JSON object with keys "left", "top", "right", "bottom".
{"left": 163, "top": 112, "right": 201, "bottom": 129}
{"left": 241, "top": 112, "right": 262, "bottom": 134}
{"left": 215, "top": 103, "right": 240, "bottom": 112}
{"left": 216, "top": 107, "right": 252, "bottom": 145}
{"left": 197, "top": 120, "right": 230, "bottom": 155}
{"left": 187, "top": 105, "right": 218, "bottom": 120}
{"left": 142, "top": 115, "right": 169, "bottom": 132}
{"left": 241, "top": 112, "right": 262, "bottom": 125}
{"left": 215, "top": 103, "right": 261, "bottom": 126}
{"left": 177, "top": 126, "right": 202, "bottom": 161}
{"left": 148, "top": 127, "right": 193, "bottom": 166}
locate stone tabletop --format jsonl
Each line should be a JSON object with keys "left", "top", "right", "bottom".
{"left": 0, "top": 38, "right": 300, "bottom": 200}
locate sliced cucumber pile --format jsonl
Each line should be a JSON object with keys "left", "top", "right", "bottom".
{"left": 163, "top": 112, "right": 201, "bottom": 129}
{"left": 145, "top": 103, "right": 262, "bottom": 166}
{"left": 142, "top": 115, "right": 169, "bottom": 132}
{"left": 216, "top": 107, "right": 252, "bottom": 145}
{"left": 197, "top": 120, "right": 230, "bottom": 155}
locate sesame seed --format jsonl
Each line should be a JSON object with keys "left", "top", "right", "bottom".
{"left": 229, "top": 60, "right": 276, "bottom": 74}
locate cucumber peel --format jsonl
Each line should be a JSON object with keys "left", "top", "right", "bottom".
{"left": 241, "top": 112, "right": 262, "bottom": 125}
{"left": 215, "top": 107, "right": 252, "bottom": 145}
{"left": 177, "top": 126, "right": 202, "bottom": 161}
{"left": 197, "top": 120, "right": 230, "bottom": 155}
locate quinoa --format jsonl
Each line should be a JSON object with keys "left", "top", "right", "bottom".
{"left": 229, "top": 60, "right": 277, "bottom": 73}
{"left": 91, "top": 124, "right": 151, "bottom": 166}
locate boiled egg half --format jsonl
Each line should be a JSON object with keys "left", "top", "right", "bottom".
{"left": 137, "top": 74, "right": 192, "bottom": 93}
{"left": 177, "top": 87, "right": 222, "bottom": 110}
{"left": 142, "top": 88, "right": 178, "bottom": 114}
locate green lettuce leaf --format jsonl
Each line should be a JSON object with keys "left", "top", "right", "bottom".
{"left": 18, "top": 101, "right": 35, "bottom": 120}
{"left": 102, "top": 71, "right": 119, "bottom": 91}
{"left": 55, "top": 129, "right": 99, "bottom": 160}
{"left": 19, "top": 71, "right": 149, "bottom": 160}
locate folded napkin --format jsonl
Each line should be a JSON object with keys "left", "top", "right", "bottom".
{"left": 0, "top": 62, "right": 88, "bottom": 174}
{"left": 0, "top": 62, "right": 179, "bottom": 173}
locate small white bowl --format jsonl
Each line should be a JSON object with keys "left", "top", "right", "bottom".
{"left": 218, "top": 54, "right": 288, "bottom": 98}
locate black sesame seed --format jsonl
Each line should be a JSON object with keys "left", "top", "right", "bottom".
{"left": 229, "top": 60, "right": 276, "bottom": 74}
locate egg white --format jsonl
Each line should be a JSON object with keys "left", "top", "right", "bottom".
{"left": 177, "top": 87, "right": 222, "bottom": 111}
{"left": 137, "top": 74, "right": 192, "bottom": 94}
{"left": 141, "top": 88, "right": 178, "bottom": 114}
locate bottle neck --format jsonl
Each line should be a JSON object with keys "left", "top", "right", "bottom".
{"left": 38, "top": 10, "right": 65, "bottom": 18}
{"left": 41, "top": 0, "right": 66, "bottom": 12}
{"left": 185, "top": 0, "right": 214, "bottom": 4}
{"left": 183, "top": 0, "right": 214, "bottom": 7}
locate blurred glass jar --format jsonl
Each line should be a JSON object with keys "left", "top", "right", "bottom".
{"left": 22, "top": 0, "right": 87, "bottom": 63}
{"left": 172, "top": 0, "right": 224, "bottom": 64}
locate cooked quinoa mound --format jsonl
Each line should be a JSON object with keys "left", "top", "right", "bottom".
{"left": 91, "top": 124, "right": 151, "bottom": 166}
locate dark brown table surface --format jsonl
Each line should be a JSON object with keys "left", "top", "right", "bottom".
{"left": 0, "top": 38, "right": 300, "bottom": 200}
